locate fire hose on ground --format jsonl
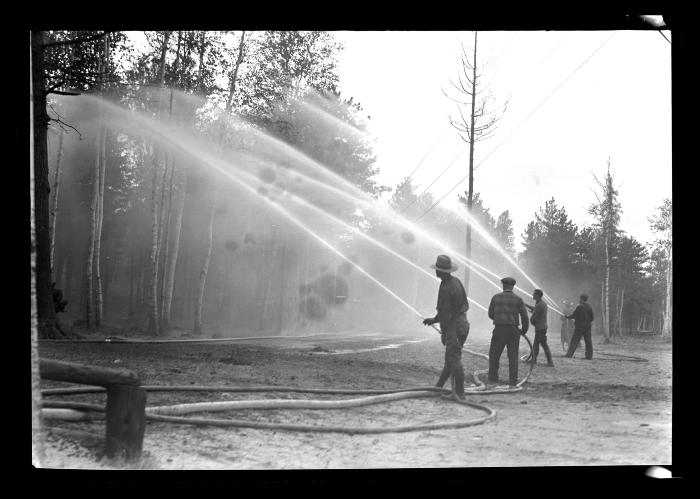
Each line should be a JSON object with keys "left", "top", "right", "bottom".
{"left": 40, "top": 333, "right": 536, "bottom": 434}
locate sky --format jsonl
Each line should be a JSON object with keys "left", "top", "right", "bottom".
{"left": 332, "top": 29, "right": 672, "bottom": 251}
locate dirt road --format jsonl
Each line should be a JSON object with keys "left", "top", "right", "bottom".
{"left": 37, "top": 330, "right": 672, "bottom": 469}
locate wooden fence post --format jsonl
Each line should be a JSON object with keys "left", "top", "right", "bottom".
{"left": 105, "top": 384, "right": 147, "bottom": 460}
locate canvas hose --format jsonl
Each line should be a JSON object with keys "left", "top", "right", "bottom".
{"left": 40, "top": 328, "right": 537, "bottom": 433}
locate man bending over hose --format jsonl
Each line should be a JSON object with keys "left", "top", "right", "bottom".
{"left": 422, "top": 254, "right": 470, "bottom": 400}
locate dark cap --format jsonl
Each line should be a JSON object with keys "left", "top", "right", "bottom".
{"left": 580, "top": 294, "right": 588, "bottom": 301}
{"left": 533, "top": 289, "right": 543, "bottom": 297}
{"left": 501, "top": 277, "right": 516, "bottom": 286}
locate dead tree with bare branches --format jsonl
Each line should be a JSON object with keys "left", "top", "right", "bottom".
{"left": 443, "top": 31, "right": 509, "bottom": 292}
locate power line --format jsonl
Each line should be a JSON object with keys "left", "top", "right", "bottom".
{"left": 402, "top": 32, "right": 519, "bottom": 215}
{"left": 414, "top": 32, "right": 617, "bottom": 222}
{"left": 481, "top": 31, "right": 519, "bottom": 89}
{"left": 394, "top": 125, "right": 450, "bottom": 199}
{"left": 399, "top": 143, "right": 468, "bottom": 214}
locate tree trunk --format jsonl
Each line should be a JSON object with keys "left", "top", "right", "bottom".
{"left": 30, "top": 33, "right": 46, "bottom": 464}
{"left": 94, "top": 120, "right": 107, "bottom": 327}
{"left": 33, "top": 31, "right": 64, "bottom": 339}
{"left": 146, "top": 32, "right": 171, "bottom": 335}
{"left": 162, "top": 166, "right": 186, "bottom": 328}
{"left": 226, "top": 31, "right": 246, "bottom": 111}
{"left": 84, "top": 126, "right": 100, "bottom": 330}
{"left": 602, "top": 236, "right": 611, "bottom": 343}
{"left": 193, "top": 190, "right": 218, "bottom": 335}
{"left": 464, "top": 31, "right": 477, "bottom": 294}
{"left": 158, "top": 157, "right": 175, "bottom": 328}
{"left": 95, "top": 33, "right": 110, "bottom": 327}
{"left": 147, "top": 152, "right": 162, "bottom": 335}
{"left": 662, "top": 253, "right": 672, "bottom": 338}
{"left": 618, "top": 287, "right": 625, "bottom": 337}
{"left": 258, "top": 241, "right": 268, "bottom": 332}
{"left": 154, "top": 154, "right": 171, "bottom": 326}
{"left": 276, "top": 236, "right": 286, "bottom": 335}
{"left": 49, "top": 130, "right": 64, "bottom": 278}
{"left": 128, "top": 246, "right": 135, "bottom": 321}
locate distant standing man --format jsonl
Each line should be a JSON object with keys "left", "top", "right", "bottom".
{"left": 422, "top": 255, "right": 470, "bottom": 400}
{"left": 560, "top": 300, "right": 576, "bottom": 352}
{"left": 487, "top": 277, "right": 529, "bottom": 388}
{"left": 564, "top": 294, "right": 595, "bottom": 359}
{"left": 525, "top": 289, "right": 553, "bottom": 366}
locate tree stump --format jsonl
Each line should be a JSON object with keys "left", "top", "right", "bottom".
{"left": 105, "top": 384, "right": 147, "bottom": 460}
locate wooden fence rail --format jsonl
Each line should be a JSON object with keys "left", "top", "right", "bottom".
{"left": 40, "top": 359, "right": 146, "bottom": 461}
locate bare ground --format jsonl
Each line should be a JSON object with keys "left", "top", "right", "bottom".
{"left": 36, "top": 330, "right": 672, "bottom": 469}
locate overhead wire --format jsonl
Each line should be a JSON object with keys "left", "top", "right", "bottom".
{"left": 392, "top": 125, "right": 451, "bottom": 205}
{"left": 399, "top": 32, "right": 518, "bottom": 215}
{"left": 414, "top": 32, "right": 618, "bottom": 222}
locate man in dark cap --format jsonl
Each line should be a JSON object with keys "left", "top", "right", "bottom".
{"left": 487, "top": 277, "right": 529, "bottom": 388}
{"left": 525, "top": 289, "right": 553, "bottom": 366}
{"left": 422, "top": 255, "right": 470, "bottom": 399}
{"left": 564, "top": 294, "right": 595, "bottom": 359}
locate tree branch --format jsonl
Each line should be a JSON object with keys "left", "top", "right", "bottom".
{"left": 44, "top": 31, "right": 110, "bottom": 48}
{"left": 48, "top": 90, "right": 82, "bottom": 96}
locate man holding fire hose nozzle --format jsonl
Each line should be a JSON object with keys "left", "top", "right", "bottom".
{"left": 422, "top": 255, "right": 469, "bottom": 400}
{"left": 525, "top": 289, "right": 554, "bottom": 366}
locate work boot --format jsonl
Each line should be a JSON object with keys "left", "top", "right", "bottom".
{"left": 546, "top": 362, "right": 555, "bottom": 367}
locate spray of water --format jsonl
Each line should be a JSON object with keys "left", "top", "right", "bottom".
{"left": 279, "top": 95, "right": 564, "bottom": 313}
{"left": 224, "top": 160, "right": 490, "bottom": 312}
{"left": 87, "top": 95, "right": 481, "bottom": 326}
{"left": 173, "top": 88, "right": 521, "bottom": 304}
{"left": 453, "top": 205, "right": 564, "bottom": 315}
{"left": 101, "top": 90, "right": 510, "bottom": 301}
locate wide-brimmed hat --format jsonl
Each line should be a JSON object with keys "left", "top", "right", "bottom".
{"left": 430, "top": 254, "right": 458, "bottom": 273}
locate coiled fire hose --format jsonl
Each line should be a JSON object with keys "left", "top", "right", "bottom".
{"left": 41, "top": 330, "right": 535, "bottom": 433}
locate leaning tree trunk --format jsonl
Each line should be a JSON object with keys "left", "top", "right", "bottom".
{"left": 84, "top": 128, "right": 100, "bottom": 330}
{"left": 94, "top": 33, "right": 110, "bottom": 327}
{"left": 193, "top": 189, "right": 218, "bottom": 335}
{"left": 30, "top": 33, "right": 46, "bottom": 464}
{"left": 94, "top": 119, "right": 107, "bottom": 327}
{"left": 49, "top": 130, "right": 64, "bottom": 278}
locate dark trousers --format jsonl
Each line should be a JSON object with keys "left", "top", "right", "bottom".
{"left": 436, "top": 315, "right": 469, "bottom": 396}
{"left": 488, "top": 325, "right": 520, "bottom": 386}
{"left": 532, "top": 328, "right": 553, "bottom": 364}
{"left": 566, "top": 326, "right": 593, "bottom": 359}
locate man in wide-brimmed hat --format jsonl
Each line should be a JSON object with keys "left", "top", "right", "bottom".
{"left": 422, "top": 254, "right": 470, "bottom": 399}
{"left": 487, "top": 277, "right": 529, "bottom": 388}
